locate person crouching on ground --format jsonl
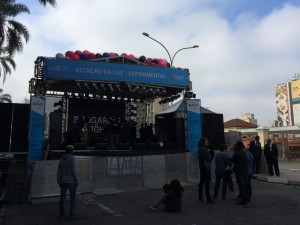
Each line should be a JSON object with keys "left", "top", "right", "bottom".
{"left": 57, "top": 145, "right": 79, "bottom": 220}
{"left": 149, "top": 179, "right": 184, "bottom": 212}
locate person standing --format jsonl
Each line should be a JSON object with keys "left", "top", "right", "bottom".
{"left": 264, "top": 138, "right": 280, "bottom": 176}
{"left": 249, "top": 136, "right": 262, "bottom": 174}
{"left": 231, "top": 141, "right": 248, "bottom": 205}
{"left": 244, "top": 145, "right": 254, "bottom": 203}
{"left": 213, "top": 144, "right": 231, "bottom": 201}
{"left": 198, "top": 137, "right": 214, "bottom": 203}
{"left": 57, "top": 145, "right": 79, "bottom": 221}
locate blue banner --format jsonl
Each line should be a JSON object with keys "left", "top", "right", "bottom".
{"left": 43, "top": 58, "right": 189, "bottom": 87}
{"left": 187, "top": 99, "right": 201, "bottom": 152}
{"left": 28, "top": 97, "right": 45, "bottom": 161}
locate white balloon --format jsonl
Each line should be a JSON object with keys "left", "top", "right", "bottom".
{"left": 56, "top": 53, "right": 64, "bottom": 58}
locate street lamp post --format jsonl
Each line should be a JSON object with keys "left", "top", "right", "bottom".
{"left": 142, "top": 32, "right": 199, "bottom": 151}
{"left": 142, "top": 32, "right": 198, "bottom": 66}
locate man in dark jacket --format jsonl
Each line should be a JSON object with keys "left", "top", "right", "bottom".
{"left": 249, "top": 136, "right": 262, "bottom": 174}
{"left": 231, "top": 141, "right": 248, "bottom": 205}
{"left": 57, "top": 145, "right": 79, "bottom": 220}
{"left": 198, "top": 137, "right": 214, "bottom": 203}
{"left": 264, "top": 138, "right": 280, "bottom": 176}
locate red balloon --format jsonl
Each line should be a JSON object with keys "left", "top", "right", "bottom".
{"left": 121, "top": 53, "right": 128, "bottom": 57}
{"left": 83, "top": 50, "right": 90, "bottom": 55}
{"left": 65, "top": 51, "right": 74, "bottom": 57}
{"left": 128, "top": 54, "right": 135, "bottom": 59}
{"left": 71, "top": 54, "right": 80, "bottom": 60}
{"left": 75, "top": 50, "right": 82, "bottom": 55}
{"left": 109, "top": 52, "right": 116, "bottom": 57}
{"left": 88, "top": 53, "right": 96, "bottom": 59}
{"left": 144, "top": 60, "right": 151, "bottom": 65}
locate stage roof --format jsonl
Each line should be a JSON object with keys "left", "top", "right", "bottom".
{"left": 30, "top": 56, "right": 190, "bottom": 102}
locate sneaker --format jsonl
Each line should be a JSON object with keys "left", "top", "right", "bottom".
{"left": 149, "top": 205, "right": 158, "bottom": 211}
{"left": 69, "top": 215, "right": 78, "bottom": 220}
{"left": 59, "top": 215, "right": 68, "bottom": 221}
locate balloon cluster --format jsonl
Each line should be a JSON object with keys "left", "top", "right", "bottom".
{"left": 55, "top": 50, "right": 171, "bottom": 68}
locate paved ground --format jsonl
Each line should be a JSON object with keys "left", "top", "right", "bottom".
{"left": 2, "top": 161, "right": 300, "bottom": 225}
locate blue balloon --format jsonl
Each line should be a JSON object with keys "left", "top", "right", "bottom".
{"left": 102, "top": 52, "right": 109, "bottom": 58}
{"left": 80, "top": 53, "right": 88, "bottom": 59}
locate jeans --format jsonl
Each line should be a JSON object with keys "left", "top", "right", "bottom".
{"left": 59, "top": 183, "right": 77, "bottom": 217}
{"left": 198, "top": 168, "right": 212, "bottom": 202}
{"left": 235, "top": 173, "right": 248, "bottom": 203}
{"left": 213, "top": 174, "right": 227, "bottom": 200}
{"left": 246, "top": 175, "right": 252, "bottom": 202}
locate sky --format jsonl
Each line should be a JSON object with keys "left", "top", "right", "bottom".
{"left": 1, "top": 0, "right": 300, "bottom": 126}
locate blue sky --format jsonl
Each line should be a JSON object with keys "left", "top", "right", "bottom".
{"left": 2, "top": 0, "right": 300, "bottom": 126}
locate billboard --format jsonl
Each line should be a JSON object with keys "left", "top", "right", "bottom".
{"left": 291, "top": 80, "right": 300, "bottom": 103}
{"left": 292, "top": 103, "right": 300, "bottom": 126}
{"left": 275, "top": 83, "right": 290, "bottom": 127}
{"left": 43, "top": 57, "right": 189, "bottom": 87}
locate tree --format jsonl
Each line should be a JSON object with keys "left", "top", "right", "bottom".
{"left": 38, "top": 0, "right": 56, "bottom": 7}
{"left": 0, "top": 88, "right": 12, "bottom": 103}
{"left": 0, "top": 0, "right": 56, "bottom": 83}
{"left": 0, "top": 0, "right": 30, "bottom": 56}
{"left": 0, "top": 48, "right": 16, "bottom": 83}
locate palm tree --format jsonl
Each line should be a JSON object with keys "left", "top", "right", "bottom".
{"left": 0, "top": 88, "right": 12, "bottom": 103}
{"left": 0, "top": 48, "right": 16, "bottom": 83}
{"left": 38, "top": 0, "right": 56, "bottom": 7}
{"left": 0, "top": 0, "right": 56, "bottom": 83}
{"left": 0, "top": 0, "right": 30, "bottom": 56}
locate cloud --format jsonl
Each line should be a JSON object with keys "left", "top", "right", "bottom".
{"left": 2, "top": 0, "right": 300, "bottom": 126}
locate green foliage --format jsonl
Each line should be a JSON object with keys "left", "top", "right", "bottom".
{"left": 0, "top": 88, "right": 12, "bottom": 103}
{"left": 0, "top": 0, "right": 56, "bottom": 83}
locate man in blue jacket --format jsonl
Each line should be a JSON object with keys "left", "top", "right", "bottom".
{"left": 213, "top": 144, "right": 231, "bottom": 201}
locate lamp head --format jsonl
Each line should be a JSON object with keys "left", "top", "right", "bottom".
{"left": 142, "top": 32, "right": 149, "bottom": 37}
{"left": 193, "top": 45, "right": 199, "bottom": 48}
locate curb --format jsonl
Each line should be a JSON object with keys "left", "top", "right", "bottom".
{"left": 253, "top": 175, "right": 300, "bottom": 187}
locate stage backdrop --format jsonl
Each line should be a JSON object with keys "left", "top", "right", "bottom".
{"left": 67, "top": 99, "right": 125, "bottom": 144}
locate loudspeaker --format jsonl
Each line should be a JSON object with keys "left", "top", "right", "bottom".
{"left": 49, "top": 112, "right": 63, "bottom": 150}
{"left": 201, "top": 113, "right": 225, "bottom": 150}
{"left": 74, "top": 143, "right": 87, "bottom": 150}
{"left": 10, "top": 104, "right": 30, "bottom": 152}
{"left": 135, "top": 142, "right": 145, "bottom": 150}
{"left": 119, "top": 143, "right": 130, "bottom": 150}
{"left": 0, "top": 104, "right": 13, "bottom": 152}
{"left": 175, "top": 118, "right": 185, "bottom": 149}
{"left": 165, "top": 142, "right": 176, "bottom": 149}
{"left": 150, "top": 142, "right": 161, "bottom": 150}
{"left": 95, "top": 143, "right": 109, "bottom": 150}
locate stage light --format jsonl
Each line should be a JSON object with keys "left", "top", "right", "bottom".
{"left": 132, "top": 86, "right": 139, "bottom": 92}
{"left": 115, "top": 84, "right": 121, "bottom": 92}
{"left": 84, "top": 82, "right": 91, "bottom": 90}
{"left": 108, "top": 84, "right": 114, "bottom": 92}
{"left": 76, "top": 82, "right": 82, "bottom": 89}
{"left": 93, "top": 83, "right": 99, "bottom": 90}
{"left": 100, "top": 83, "right": 107, "bottom": 92}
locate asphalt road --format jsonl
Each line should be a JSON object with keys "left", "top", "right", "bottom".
{"left": 4, "top": 179, "right": 300, "bottom": 225}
